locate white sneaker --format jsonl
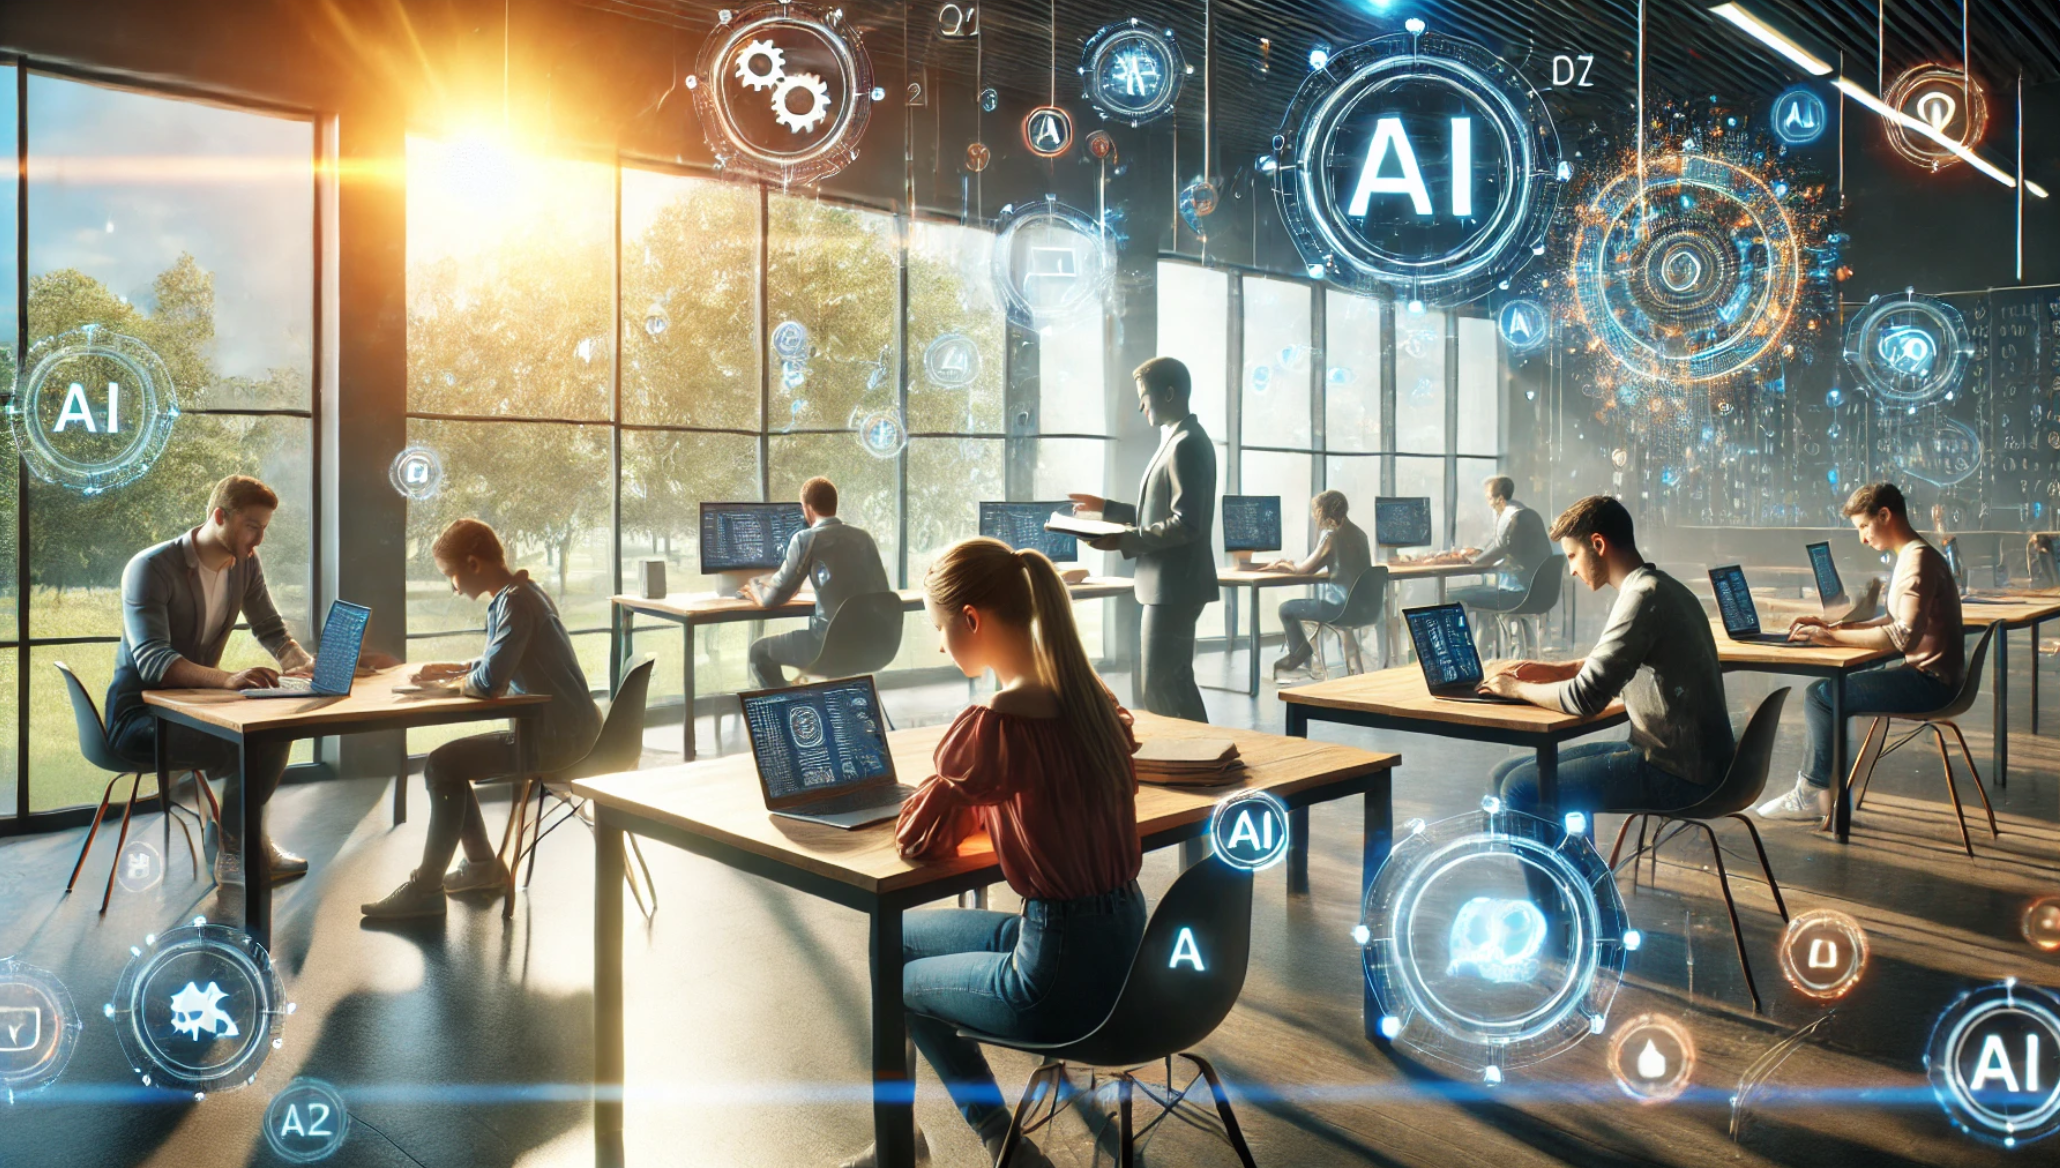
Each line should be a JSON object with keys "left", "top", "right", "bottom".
{"left": 1755, "top": 777, "right": 1822, "bottom": 821}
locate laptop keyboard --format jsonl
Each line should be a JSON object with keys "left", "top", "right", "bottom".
{"left": 799, "top": 783, "right": 919, "bottom": 816}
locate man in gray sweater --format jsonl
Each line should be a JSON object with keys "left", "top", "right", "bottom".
{"left": 1479, "top": 495, "right": 1735, "bottom": 815}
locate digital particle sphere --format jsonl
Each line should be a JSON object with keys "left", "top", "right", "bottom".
{"left": 1271, "top": 30, "right": 1562, "bottom": 306}
{"left": 1571, "top": 153, "right": 1802, "bottom": 384}
{"left": 6, "top": 325, "right": 180, "bottom": 496}
{"left": 1926, "top": 980, "right": 2060, "bottom": 1147}
{"left": 1883, "top": 64, "right": 1989, "bottom": 172}
{"left": 691, "top": 3, "right": 875, "bottom": 185}
{"left": 990, "top": 197, "right": 1114, "bottom": 325}
{"left": 1842, "top": 291, "right": 1974, "bottom": 408}
{"left": 1079, "top": 22, "right": 1184, "bottom": 126}
{"left": 108, "top": 920, "right": 287, "bottom": 1095}
{"left": 1360, "top": 802, "right": 1632, "bottom": 1079}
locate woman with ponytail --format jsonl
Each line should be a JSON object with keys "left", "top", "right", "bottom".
{"left": 834, "top": 538, "right": 1142, "bottom": 1168}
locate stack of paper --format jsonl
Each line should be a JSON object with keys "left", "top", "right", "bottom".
{"left": 1134, "top": 738, "right": 1245, "bottom": 787}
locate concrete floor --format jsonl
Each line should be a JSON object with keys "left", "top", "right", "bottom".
{"left": 2, "top": 636, "right": 2058, "bottom": 1167}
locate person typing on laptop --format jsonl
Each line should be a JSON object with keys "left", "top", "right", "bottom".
{"left": 1261, "top": 489, "right": 1371, "bottom": 679}
{"left": 362, "top": 519, "right": 600, "bottom": 919}
{"left": 1477, "top": 495, "right": 1734, "bottom": 817}
{"left": 744, "top": 476, "right": 892, "bottom": 689}
{"left": 1757, "top": 482, "right": 1964, "bottom": 823}
{"left": 838, "top": 538, "right": 1144, "bottom": 1168}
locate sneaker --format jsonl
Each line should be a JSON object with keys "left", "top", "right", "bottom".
{"left": 835, "top": 1127, "right": 929, "bottom": 1168}
{"left": 1755, "top": 776, "right": 1823, "bottom": 822}
{"left": 360, "top": 872, "right": 449, "bottom": 920}
{"left": 443, "top": 856, "right": 511, "bottom": 894}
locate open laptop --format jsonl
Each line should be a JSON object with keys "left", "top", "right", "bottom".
{"left": 1805, "top": 541, "right": 1882, "bottom": 621}
{"left": 1709, "top": 566, "right": 1799, "bottom": 644}
{"left": 740, "top": 675, "right": 916, "bottom": 829}
{"left": 242, "top": 600, "right": 371, "bottom": 698}
{"left": 1403, "top": 604, "right": 1528, "bottom": 704}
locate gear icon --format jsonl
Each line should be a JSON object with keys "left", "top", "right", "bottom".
{"left": 771, "top": 72, "right": 833, "bottom": 134}
{"left": 733, "top": 38, "right": 785, "bottom": 90}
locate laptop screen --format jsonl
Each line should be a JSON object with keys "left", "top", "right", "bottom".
{"left": 977, "top": 502, "right": 1078, "bottom": 563}
{"left": 311, "top": 601, "right": 370, "bottom": 693}
{"left": 1404, "top": 604, "right": 1485, "bottom": 690}
{"left": 1709, "top": 566, "right": 1761, "bottom": 635}
{"left": 741, "top": 677, "right": 894, "bottom": 803}
{"left": 1806, "top": 542, "right": 1843, "bottom": 604}
{"left": 1375, "top": 497, "right": 1432, "bottom": 548}
{"left": 1221, "top": 495, "right": 1283, "bottom": 553}
{"left": 700, "top": 502, "right": 810, "bottom": 573}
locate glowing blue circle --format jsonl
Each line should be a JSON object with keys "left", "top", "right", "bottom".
{"left": 1771, "top": 86, "right": 1828, "bottom": 146}
{"left": 1842, "top": 292, "right": 1973, "bottom": 407}
{"left": 108, "top": 920, "right": 286, "bottom": 1095}
{"left": 388, "top": 445, "right": 444, "bottom": 501}
{"left": 6, "top": 325, "right": 180, "bottom": 496}
{"left": 0, "top": 957, "right": 83, "bottom": 1099}
{"left": 264, "top": 1077, "right": 351, "bottom": 1162}
{"left": 1498, "top": 298, "right": 1550, "bottom": 352}
{"left": 690, "top": 2, "right": 876, "bottom": 184}
{"left": 1080, "top": 23, "right": 1184, "bottom": 126}
{"left": 923, "top": 332, "right": 982, "bottom": 389}
{"left": 857, "top": 411, "right": 907, "bottom": 458}
{"left": 1209, "top": 790, "right": 1292, "bottom": 872}
{"left": 771, "top": 320, "right": 811, "bottom": 361}
{"left": 1892, "top": 415, "right": 1982, "bottom": 487}
{"left": 1926, "top": 981, "right": 2060, "bottom": 1146}
{"left": 1360, "top": 805, "right": 1631, "bottom": 1075}
{"left": 990, "top": 197, "right": 1114, "bottom": 325}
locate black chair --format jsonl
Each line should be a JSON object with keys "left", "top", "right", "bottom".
{"left": 1850, "top": 624, "right": 1999, "bottom": 857}
{"left": 1486, "top": 554, "right": 1567, "bottom": 659}
{"left": 500, "top": 656, "right": 659, "bottom": 919}
{"left": 720, "top": 591, "right": 907, "bottom": 748}
{"left": 960, "top": 858, "right": 1259, "bottom": 1168}
{"left": 54, "top": 661, "right": 213, "bottom": 912}
{"left": 1305, "top": 565, "right": 1390, "bottom": 679}
{"left": 1606, "top": 688, "right": 1791, "bottom": 1013}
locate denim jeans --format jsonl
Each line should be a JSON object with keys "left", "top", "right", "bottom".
{"left": 1276, "top": 596, "right": 1341, "bottom": 657}
{"left": 419, "top": 731, "right": 522, "bottom": 873}
{"left": 902, "top": 881, "right": 1147, "bottom": 1137}
{"left": 748, "top": 627, "right": 822, "bottom": 689}
{"left": 1801, "top": 666, "right": 1958, "bottom": 788}
{"left": 1494, "top": 742, "right": 1712, "bottom": 910}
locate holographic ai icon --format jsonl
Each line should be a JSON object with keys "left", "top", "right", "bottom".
{"left": 388, "top": 445, "right": 444, "bottom": 501}
{"left": 265, "top": 1077, "right": 351, "bottom": 1163}
{"left": 1446, "top": 897, "right": 1547, "bottom": 984}
{"left": 1927, "top": 980, "right": 2060, "bottom": 1147}
{"left": 1023, "top": 106, "right": 1075, "bottom": 158}
{"left": 1079, "top": 22, "right": 1185, "bottom": 126}
{"left": 991, "top": 198, "right": 1113, "bottom": 325}
{"left": 922, "top": 333, "right": 981, "bottom": 389}
{"left": 1777, "top": 909, "right": 1870, "bottom": 1001}
{"left": 108, "top": 918, "right": 288, "bottom": 1095}
{"left": 1843, "top": 291, "right": 1974, "bottom": 408}
{"left": 0, "top": 958, "right": 82, "bottom": 1102}
{"left": 168, "top": 981, "right": 240, "bottom": 1041}
{"left": 5, "top": 325, "right": 181, "bottom": 496}
{"left": 1497, "top": 298, "right": 1549, "bottom": 353}
{"left": 1771, "top": 86, "right": 1828, "bottom": 146}
{"left": 1210, "top": 790, "right": 1291, "bottom": 872}
{"left": 690, "top": 3, "right": 876, "bottom": 185}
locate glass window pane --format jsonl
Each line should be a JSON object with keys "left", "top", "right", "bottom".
{"left": 1240, "top": 276, "right": 1313, "bottom": 449}
{"left": 1324, "top": 290, "right": 1382, "bottom": 453}
{"left": 907, "top": 438, "right": 1003, "bottom": 585}
{"left": 621, "top": 168, "right": 760, "bottom": 428}
{"left": 1037, "top": 314, "right": 1105, "bottom": 436}
{"left": 406, "top": 136, "right": 613, "bottom": 421}
{"left": 769, "top": 432, "right": 900, "bottom": 587}
{"left": 1457, "top": 315, "right": 1500, "bottom": 456}
{"left": 1395, "top": 309, "right": 1447, "bottom": 453}
{"left": 1456, "top": 458, "right": 1505, "bottom": 553}
{"left": 908, "top": 221, "right": 1004, "bottom": 435}
{"left": 1240, "top": 452, "right": 1313, "bottom": 638}
{"left": 1394, "top": 455, "right": 1449, "bottom": 549}
{"left": 1032, "top": 437, "right": 1109, "bottom": 501}
{"left": 1155, "top": 262, "right": 1227, "bottom": 440}
{"left": 0, "top": 64, "right": 15, "bottom": 642}
{"left": 766, "top": 196, "right": 899, "bottom": 433}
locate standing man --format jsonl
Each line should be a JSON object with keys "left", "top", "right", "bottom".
{"left": 1070, "top": 356, "right": 1217, "bottom": 722}
{"left": 105, "top": 475, "right": 315, "bottom": 887}
{"left": 1449, "top": 474, "right": 1553, "bottom": 617}
{"left": 745, "top": 476, "right": 892, "bottom": 689}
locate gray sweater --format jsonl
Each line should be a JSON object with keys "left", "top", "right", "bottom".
{"left": 1545, "top": 565, "right": 1734, "bottom": 785}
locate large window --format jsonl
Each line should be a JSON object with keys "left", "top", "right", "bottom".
{"left": 4, "top": 71, "right": 317, "bottom": 819}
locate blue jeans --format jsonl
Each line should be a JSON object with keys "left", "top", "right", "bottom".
{"left": 1277, "top": 596, "right": 1342, "bottom": 657}
{"left": 1493, "top": 740, "right": 1711, "bottom": 818}
{"left": 903, "top": 881, "right": 1147, "bottom": 1136}
{"left": 1801, "top": 666, "right": 1958, "bottom": 788}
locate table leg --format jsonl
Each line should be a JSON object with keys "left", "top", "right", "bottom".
{"left": 1533, "top": 743, "right": 1559, "bottom": 819}
{"left": 1363, "top": 770, "right": 1393, "bottom": 1043}
{"left": 242, "top": 739, "right": 271, "bottom": 949}
{"left": 1181, "top": 836, "right": 1214, "bottom": 868}
{"left": 869, "top": 906, "right": 915, "bottom": 1168}
{"left": 1286, "top": 704, "right": 1311, "bottom": 895}
{"left": 614, "top": 607, "right": 633, "bottom": 699}
{"left": 595, "top": 814, "right": 626, "bottom": 1168}
{"left": 155, "top": 729, "right": 171, "bottom": 868}
{"left": 1248, "top": 584, "right": 1262, "bottom": 697}
{"left": 393, "top": 750, "right": 407, "bottom": 825}
{"left": 683, "top": 622, "right": 698, "bottom": 763}
{"left": 1831, "top": 675, "right": 1851, "bottom": 843}
{"left": 1994, "top": 626, "right": 2010, "bottom": 790}
{"left": 2032, "top": 618, "right": 2043, "bottom": 736}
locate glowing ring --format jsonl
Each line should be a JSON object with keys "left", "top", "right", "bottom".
{"left": 1775, "top": 908, "right": 1870, "bottom": 1001}
{"left": 0, "top": 957, "right": 84, "bottom": 1098}
{"left": 1209, "top": 790, "right": 1292, "bottom": 872}
{"left": 388, "top": 445, "right": 445, "bottom": 501}
{"left": 1272, "top": 31, "right": 1562, "bottom": 305}
{"left": 1360, "top": 803, "right": 1630, "bottom": 1078}
{"left": 1884, "top": 64, "right": 1989, "bottom": 171}
{"left": 990, "top": 197, "right": 1114, "bottom": 325}
{"left": 1890, "top": 416, "right": 1982, "bottom": 488}
{"left": 857, "top": 411, "right": 907, "bottom": 458}
{"left": 263, "top": 1077, "right": 352, "bottom": 1163}
{"left": 922, "top": 332, "right": 981, "bottom": 389}
{"left": 1842, "top": 292, "right": 1973, "bottom": 407}
{"left": 1571, "top": 154, "right": 1801, "bottom": 384}
{"left": 108, "top": 920, "right": 287, "bottom": 1095}
{"left": 6, "top": 325, "right": 180, "bottom": 496}
{"left": 771, "top": 320, "right": 811, "bottom": 361}
{"left": 1497, "top": 298, "right": 1550, "bottom": 353}
{"left": 1926, "top": 980, "right": 2060, "bottom": 1147}
{"left": 1079, "top": 22, "right": 1184, "bottom": 126}
{"left": 691, "top": 3, "right": 874, "bottom": 184}
{"left": 1023, "top": 106, "right": 1075, "bottom": 158}
{"left": 1608, "top": 1013, "right": 1696, "bottom": 1104}
{"left": 2025, "top": 896, "right": 2060, "bottom": 953}
{"left": 1771, "top": 85, "right": 1828, "bottom": 146}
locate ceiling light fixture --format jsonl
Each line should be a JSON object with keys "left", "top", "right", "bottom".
{"left": 1707, "top": 3, "right": 1833, "bottom": 76}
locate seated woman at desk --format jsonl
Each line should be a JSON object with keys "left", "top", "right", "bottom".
{"left": 848, "top": 537, "right": 1143, "bottom": 1168}
{"left": 1260, "top": 489, "right": 1371, "bottom": 680}
{"left": 362, "top": 519, "right": 602, "bottom": 920}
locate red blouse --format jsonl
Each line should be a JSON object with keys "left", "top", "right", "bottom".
{"left": 895, "top": 703, "right": 1143, "bottom": 902}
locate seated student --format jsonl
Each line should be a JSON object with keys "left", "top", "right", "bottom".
{"left": 107, "top": 475, "right": 319, "bottom": 886}
{"left": 745, "top": 476, "right": 891, "bottom": 689}
{"left": 1757, "top": 482, "right": 1964, "bottom": 822}
{"left": 1261, "top": 489, "right": 1372, "bottom": 679}
{"left": 362, "top": 519, "right": 601, "bottom": 919}
{"left": 838, "top": 538, "right": 1143, "bottom": 1168}
{"left": 1479, "top": 495, "right": 1735, "bottom": 816}
{"left": 1449, "top": 474, "right": 1553, "bottom": 615}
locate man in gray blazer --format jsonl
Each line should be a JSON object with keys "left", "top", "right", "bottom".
{"left": 746, "top": 476, "right": 893, "bottom": 688}
{"left": 1071, "top": 357, "right": 1217, "bottom": 721}
{"left": 105, "top": 476, "right": 316, "bottom": 887}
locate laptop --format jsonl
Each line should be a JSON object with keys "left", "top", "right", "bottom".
{"left": 740, "top": 675, "right": 916, "bottom": 829}
{"left": 1708, "top": 566, "right": 1798, "bottom": 644}
{"left": 241, "top": 600, "right": 371, "bottom": 698}
{"left": 1805, "top": 542, "right": 1883, "bottom": 621}
{"left": 1402, "top": 604, "right": 1528, "bottom": 704}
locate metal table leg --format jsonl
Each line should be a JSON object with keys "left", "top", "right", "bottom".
{"left": 1248, "top": 584, "right": 1263, "bottom": 697}
{"left": 241, "top": 737, "right": 271, "bottom": 948}
{"left": 1363, "top": 768, "right": 1394, "bottom": 1042}
{"left": 1287, "top": 704, "right": 1311, "bottom": 895}
{"left": 1995, "top": 625, "right": 2010, "bottom": 789}
{"left": 1832, "top": 673, "right": 1851, "bottom": 842}
{"left": 1533, "top": 742, "right": 1560, "bottom": 819}
{"left": 682, "top": 619, "right": 697, "bottom": 762}
{"left": 595, "top": 812, "right": 626, "bottom": 1168}
{"left": 2033, "top": 618, "right": 2043, "bottom": 736}
{"left": 870, "top": 905, "right": 915, "bottom": 1168}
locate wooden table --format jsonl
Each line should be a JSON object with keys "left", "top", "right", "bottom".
{"left": 143, "top": 669, "right": 548, "bottom": 947}
{"left": 1280, "top": 665, "right": 1625, "bottom": 825}
{"left": 612, "top": 579, "right": 1136, "bottom": 760}
{"left": 576, "top": 712, "right": 1398, "bottom": 1168}
{"left": 1955, "top": 593, "right": 2060, "bottom": 787}
{"left": 1216, "top": 560, "right": 1491, "bottom": 697}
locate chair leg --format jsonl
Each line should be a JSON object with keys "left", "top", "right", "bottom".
{"left": 1693, "top": 821, "right": 1760, "bottom": 1013}
{"left": 1730, "top": 814, "right": 1789, "bottom": 922}
{"left": 502, "top": 778, "right": 533, "bottom": 920}
{"left": 620, "top": 835, "right": 651, "bottom": 919}
{"left": 1180, "top": 1053, "right": 1260, "bottom": 1168}
{"left": 1930, "top": 725, "right": 1975, "bottom": 858}
{"left": 100, "top": 772, "right": 146, "bottom": 914}
{"left": 1850, "top": 718, "right": 1889, "bottom": 810}
{"left": 626, "top": 833, "right": 657, "bottom": 913}
{"left": 497, "top": 778, "right": 533, "bottom": 864}
{"left": 1944, "top": 722, "right": 2001, "bottom": 838}
{"left": 1117, "top": 1072, "right": 1135, "bottom": 1168}
{"left": 1607, "top": 813, "right": 1638, "bottom": 869}
{"left": 994, "top": 1063, "right": 1062, "bottom": 1168}
{"left": 523, "top": 780, "right": 548, "bottom": 889}
{"left": 161, "top": 774, "right": 200, "bottom": 878}
{"left": 193, "top": 771, "right": 220, "bottom": 823}
{"left": 66, "top": 773, "right": 127, "bottom": 894}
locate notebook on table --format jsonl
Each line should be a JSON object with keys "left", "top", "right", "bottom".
{"left": 1134, "top": 738, "right": 1245, "bottom": 787}
{"left": 1402, "top": 604, "right": 1528, "bottom": 704}
{"left": 740, "top": 675, "right": 915, "bottom": 830}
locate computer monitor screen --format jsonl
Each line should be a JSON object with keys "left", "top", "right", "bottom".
{"left": 740, "top": 677, "right": 894, "bottom": 803}
{"left": 1404, "top": 604, "right": 1485, "bottom": 690}
{"left": 978, "top": 502, "right": 1078, "bottom": 563}
{"left": 1806, "top": 542, "right": 1843, "bottom": 605}
{"left": 311, "top": 601, "right": 371, "bottom": 693}
{"left": 1221, "top": 495, "right": 1283, "bottom": 553}
{"left": 1709, "top": 566, "right": 1760, "bottom": 634}
{"left": 1375, "top": 496, "right": 1432, "bottom": 548}
{"left": 700, "top": 502, "right": 810, "bottom": 573}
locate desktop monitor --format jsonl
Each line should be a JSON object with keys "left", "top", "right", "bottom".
{"left": 1806, "top": 541, "right": 1844, "bottom": 605}
{"left": 699, "top": 502, "right": 810, "bottom": 573}
{"left": 1221, "top": 495, "right": 1283, "bottom": 554}
{"left": 978, "top": 501, "right": 1078, "bottom": 563}
{"left": 1375, "top": 496, "right": 1432, "bottom": 549}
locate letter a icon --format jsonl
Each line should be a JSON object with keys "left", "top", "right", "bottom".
{"left": 1169, "top": 927, "right": 1206, "bottom": 972}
